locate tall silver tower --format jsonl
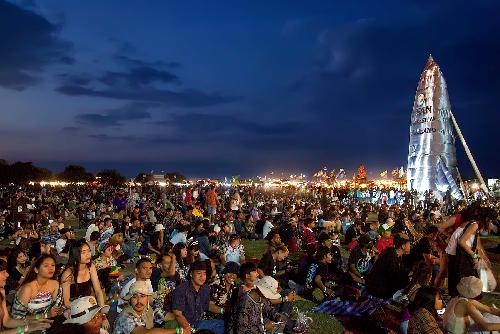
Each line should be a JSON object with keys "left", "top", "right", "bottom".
{"left": 407, "top": 55, "right": 462, "bottom": 198}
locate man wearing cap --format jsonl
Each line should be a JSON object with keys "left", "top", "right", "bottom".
{"left": 64, "top": 296, "right": 110, "bottom": 334}
{"left": 229, "top": 276, "right": 287, "bottom": 334}
{"left": 114, "top": 281, "right": 179, "bottom": 334}
{"left": 375, "top": 218, "right": 395, "bottom": 254}
{"left": 366, "top": 233, "right": 411, "bottom": 299}
{"left": 170, "top": 261, "right": 214, "bottom": 333}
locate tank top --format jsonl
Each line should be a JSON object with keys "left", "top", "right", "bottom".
{"left": 70, "top": 278, "right": 92, "bottom": 300}
{"left": 445, "top": 297, "right": 470, "bottom": 334}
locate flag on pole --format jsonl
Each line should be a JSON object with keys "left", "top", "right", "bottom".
{"left": 380, "top": 170, "right": 388, "bottom": 177}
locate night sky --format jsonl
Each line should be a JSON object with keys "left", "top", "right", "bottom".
{"left": 1, "top": 0, "right": 499, "bottom": 179}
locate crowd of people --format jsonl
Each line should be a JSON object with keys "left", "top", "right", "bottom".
{"left": 0, "top": 183, "right": 498, "bottom": 334}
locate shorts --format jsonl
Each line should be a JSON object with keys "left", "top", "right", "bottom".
{"left": 207, "top": 206, "right": 217, "bottom": 216}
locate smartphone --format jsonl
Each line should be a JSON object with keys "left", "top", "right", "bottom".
{"left": 17, "top": 222, "right": 21, "bottom": 228}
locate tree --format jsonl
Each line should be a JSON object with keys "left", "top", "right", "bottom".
{"left": 58, "top": 165, "right": 95, "bottom": 182}
{"left": 164, "top": 171, "right": 186, "bottom": 182}
{"left": 357, "top": 164, "right": 367, "bottom": 181}
{"left": 0, "top": 161, "right": 53, "bottom": 184}
{"left": 134, "top": 172, "right": 153, "bottom": 184}
{"left": 97, "top": 169, "right": 126, "bottom": 186}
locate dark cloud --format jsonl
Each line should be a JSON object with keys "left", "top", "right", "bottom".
{"left": 61, "top": 126, "right": 80, "bottom": 132}
{"left": 88, "top": 134, "right": 140, "bottom": 141}
{"left": 161, "top": 113, "right": 302, "bottom": 136}
{"left": 0, "top": 0, "right": 72, "bottom": 89}
{"left": 76, "top": 102, "right": 155, "bottom": 127}
{"left": 57, "top": 84, "right": 241, "bottom": 108}
{"left": 114, "top": 55, "right": 181, "bottom": 69}
{"left": 98, "top": 66, "right": 180, "bottom": 88}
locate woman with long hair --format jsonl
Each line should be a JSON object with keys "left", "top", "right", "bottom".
{"left": 0, "top": 259, "right": 53, "bottom": 333}
{"left": 6, "top": 249, "right": 27, "bottom": 294}
{"left": 407, "top": 286, "right": 443, "bottom": 334}
{"left": 172, "top": 242, "right": 189, "bottom": 284}
{"left": 60, "top": 239, "right": 105, "bottom": 307}
{"left": 11, "top": 254, "right": 64, "bottom": 320}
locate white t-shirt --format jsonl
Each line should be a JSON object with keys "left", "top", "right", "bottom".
{"left": 262, "top": 221, "right": 274, "bottom": 239}
{"left": 445, "top": 222, "right": 476, "bottom": 256}
{"left": 55, "top": 238, "right": 67, "bottom": 253}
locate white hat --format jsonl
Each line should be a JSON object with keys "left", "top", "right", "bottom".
{"left": 123, "top": 281, "right": 153, "bottom": 300}
{"left": 155, "top": 224, "right": 164, "bottom": 232}
{"left": 457, "top": 276, "right": 483, "bottom": 299}
{"left": 214, "top": 224, "right": 221, "bottom": 233}
{"left": 255, "top": 276, "right": 281, "bottom": 300}
{"left": 63, "top": 296, "right": 109, "bottom": 324}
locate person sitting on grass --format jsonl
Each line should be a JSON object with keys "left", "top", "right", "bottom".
{"left": 444, "top": 276, "right": 500, "bottom": 333}
{"left": 63, "top": 296, "right": 110, "bottom": 334}
{"left": 365, "top": 233, "right": 411, "bottom": 299}
{"left": 221, "top": 234, "right": 245, "bottom": 266}
{"left": 406, "top": 286, "right": 443, "bottom": 334}
{"left": 0, "top": 258, "right": 53, "bottom": 333}
{"left": 114, "top": 281, "right": 179, "bottom": 334}
{"left": 170, "top": 261, "right": 216, "bottom": 333}
{"left": 229, "top": 276, "right": 288, "bottom": 334}
{"left": 312, "top": 246, "right": 337, "bottom": 301}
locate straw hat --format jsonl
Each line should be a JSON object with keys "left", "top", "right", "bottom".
{"left": 255, "top": 276, "right": 281, "bottom": 300}
{"left": 63, "top": 296, "right": 109, "bottom": 324}
{"left": 457, "top": 276, "right": 483, "bottom": 299}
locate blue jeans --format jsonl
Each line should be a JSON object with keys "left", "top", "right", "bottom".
{"left": 197, "top": 319, "right": 224, "bottom": 334}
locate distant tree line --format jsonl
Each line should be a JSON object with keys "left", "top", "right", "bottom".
{"left": 0, "top": 160, "right": 126, "bottom": 186}
{"left": 0, "top": 159, "right": 185, "bottom": 186}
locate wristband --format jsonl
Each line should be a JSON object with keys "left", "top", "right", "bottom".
{"left": 35, "top": 314, "right": 40, "bottom": 320}
{"left": 24, "top": 324, "right": 29, "bottom": 333}
{"left": 175, "top": 326, "right": 180, "bottom": 334}
{"left": 180, "top": 329, "right": 183, "bottom": 334}
{"left": 220, "top": 307, "right": 224, "bottom": 314}
{"left": 17, "top": 326, "right": 23, "bottom": 334}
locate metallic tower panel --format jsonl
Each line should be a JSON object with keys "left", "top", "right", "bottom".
{"left": 407, "top": 56, "right": 460, "bottom": 197}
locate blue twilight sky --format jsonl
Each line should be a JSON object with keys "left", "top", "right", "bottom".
{"left": 0, "top": 0, "right": 499, "bottom": 178}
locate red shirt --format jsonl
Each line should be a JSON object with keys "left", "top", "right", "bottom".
{"left": 375, "top": 237, "right": 394, "bottom": 254}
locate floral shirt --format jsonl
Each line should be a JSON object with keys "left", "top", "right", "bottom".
{"left": 203, "top": 275, "right": 236, "bottom": 320}
{"left": 113, "top": 310, "right": 148, "bottom": 334}
{"left": 152, "top": 277, "right": 176, "bottom": 325}
{"left": 228, "top": 291, "right": 281, "bottom": 334}
{"left": 224, "top": 244, "right": 245, "bottom": 265}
